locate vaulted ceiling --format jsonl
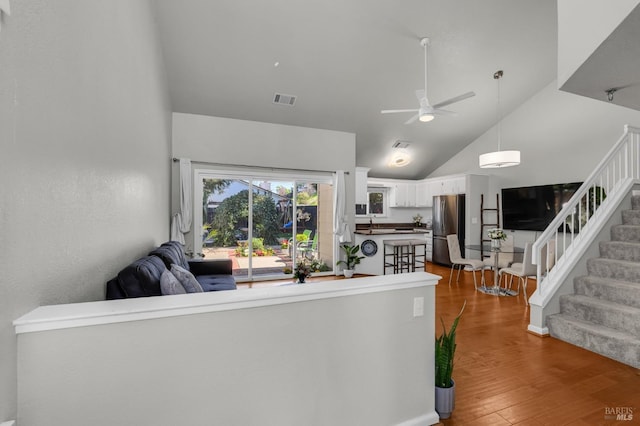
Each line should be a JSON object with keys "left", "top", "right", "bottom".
{"left": 153, "top": 0, "right": 558, "bottom": 179}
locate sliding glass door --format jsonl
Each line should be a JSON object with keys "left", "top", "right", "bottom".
{"left": 195, "top": 171, "right": 334, "bottom": 282}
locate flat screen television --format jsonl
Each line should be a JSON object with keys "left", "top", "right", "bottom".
{"left": 502, "top": 182, "right": 582, "bottom": 231}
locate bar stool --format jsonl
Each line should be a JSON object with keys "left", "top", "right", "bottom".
{"left": 383, "top": 239, "right": 413, "bottom": 274}
{"left": 408, "top": 239, "right": 427, "bottom": 272}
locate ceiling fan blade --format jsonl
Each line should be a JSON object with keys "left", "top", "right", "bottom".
{"left": 432, "top": 109, "right": 457, "bottom": 116}
{"left": 432, "top": 91, "right": 475, "bottom": 109}
{"left": 404, "top": 114, "right": 420, "bottom": 125}
{"left": 381, "top": 108, "right": 419, "bottom": 114}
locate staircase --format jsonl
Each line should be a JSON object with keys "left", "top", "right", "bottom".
{"left": 547, "top": 195, "right": 640, "bottom": 369}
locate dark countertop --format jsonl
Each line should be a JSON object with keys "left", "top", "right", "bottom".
{"left": 354, "top": 228, "right": 432, "bottom": 235}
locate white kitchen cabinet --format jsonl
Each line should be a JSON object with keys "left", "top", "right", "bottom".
{"left": 390, "top": 182, "right": 416, "bottom": 207}
{"left": 415, "top": 181, "right": 431, "bottom": 207}
{"left": 355, "top": 167, "right": 370, "bottom": 206}
{"left": 428, "top": 175, "right": 466, "bottom": 196}
{"left": 425, "top": 230, "right": 433, "bottom": 261}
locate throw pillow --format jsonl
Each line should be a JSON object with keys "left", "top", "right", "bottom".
{"left": 170, "top": 264, "right": 204, "bottom": 293}
{"left": 160, "top": 269, "right": 187, "bottom": 295}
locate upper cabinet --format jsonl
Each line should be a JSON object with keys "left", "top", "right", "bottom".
{"left": 435, "top": 175, "right": 466, "bottom": 196}
{"left": 415, "top": 181, "right": 431, "bottom": 207}
{"left": 369, "top": 174, "right": 468, "bottom": 209}
{"left": 355, "top": 167, "right": 370, "bottom": 206}
{"left": 389, "top": 182, "right": 416, "bottom": 207}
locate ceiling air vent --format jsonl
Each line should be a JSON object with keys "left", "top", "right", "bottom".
{"left": 273, "top": 93, "right": 297, "bottom": 106}
{"left": 392, "top": 140, "right": 411, "bottom": 149}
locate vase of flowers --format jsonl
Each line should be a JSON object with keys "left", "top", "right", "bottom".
{"left": 488, "top": 228, "right": 507, "bottom": 249}
{"left": 413, "top": 213, "right": 423, "bottom": 227}
{"left": 293, "top": 259, "right": 312, "bottom": 283}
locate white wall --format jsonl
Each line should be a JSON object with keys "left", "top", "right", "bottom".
{"left": 557, "top": 0, "right": 640, "bottom": 87}
{"left": 0, "top": 0, "right": 172, "bottom": 421}
{"left": 171, "top": 113, "right": 357, "bottom": 252}
{"left": 15, "top": 275, "right": 437, "bottom": 426}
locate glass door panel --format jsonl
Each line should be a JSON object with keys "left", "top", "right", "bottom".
{"left": 201, "top": 178, "right": 249, "bottom": 278}
{"left": 250, "top": 180, "right": 294, "bottom": 279}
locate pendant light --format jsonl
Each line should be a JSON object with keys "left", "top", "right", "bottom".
{"left": 479, "top": 70, "right": 520, "bottom": 168}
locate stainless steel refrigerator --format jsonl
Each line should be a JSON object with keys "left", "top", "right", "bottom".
{"left": 432, "top": 194, "right": 465, "bottom": 266}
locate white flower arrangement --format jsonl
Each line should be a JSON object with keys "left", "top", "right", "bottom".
{"left": 488, "top": 228, "right": 507, "bottom": 241}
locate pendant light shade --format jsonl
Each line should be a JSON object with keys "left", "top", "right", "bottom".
{"left": 479, "top": 150, "right": 520, "bottom": 168}
{"left": 479, "top": 70, "right": 520, "bottom": 169}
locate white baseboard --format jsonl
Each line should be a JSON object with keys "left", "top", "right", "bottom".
{"left": 527, "top": 324, "right": 549, "bottom": 336}
{"left": 395, "top": 412, "right": 440, "bottom": 426}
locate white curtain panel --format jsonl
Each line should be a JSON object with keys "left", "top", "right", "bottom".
{"left": 333, "top": 170, "right": 352, "bottom": 243}
{"left": 170, "top": 158, "right": 193, "bottom": 244}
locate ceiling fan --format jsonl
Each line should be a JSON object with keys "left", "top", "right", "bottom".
{"left": 381, "top": 38, "right": 475, "bottom": 124}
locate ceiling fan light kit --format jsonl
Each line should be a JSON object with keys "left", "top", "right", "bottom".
{"left": 479, "top": 69, "right": 521, "bottom": 169}
{"left": 419, "top": 112, "right": 435, "bottom": 122}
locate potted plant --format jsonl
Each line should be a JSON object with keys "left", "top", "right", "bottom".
{"left": 336, "top": 244, "right": 365, "bottom": 278}
{"left": 434, "top": 300, "right": 466, "bottom": 419}
{"left": 285, "top": 259, "right": 312, "bottom": 283}
{"left": 413, "top": 213, "right": 423, "bottom": 227}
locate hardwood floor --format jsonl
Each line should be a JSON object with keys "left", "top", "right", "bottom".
{"left": 426, "top": 262, "right": 640, "bottom": 425}
{"left": 243, "top": 264, "right": 640, "bottom": 424}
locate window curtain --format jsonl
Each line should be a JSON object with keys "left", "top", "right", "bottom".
{"left": 170, "top": 158, "right": 193, "bottom": 244}
{"left": 333, "top": 170, "right": 351, "bottom": 244}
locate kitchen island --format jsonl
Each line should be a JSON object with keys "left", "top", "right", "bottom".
{"left": 354, "top": 228, "right": 432, "bottom": 275}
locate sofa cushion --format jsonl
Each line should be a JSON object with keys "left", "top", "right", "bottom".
{"left": 170, "top": 264, "right": 204, "bottom": 293}
{"left": 149, "top": 241, "right": 190, "bottom": 271}
{"left": 195, "top": 275, "right": 237, "bottom": 292}
{"left": 116, "top": 256, "right": 166, "bottom": 298}
{"left": 160, "top": 269, "right": 187, "bottom": 295}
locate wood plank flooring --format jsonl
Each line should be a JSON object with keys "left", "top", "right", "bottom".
{"left": 427, "top": 262, "right": 640, "bottom": 425}
{"left": 243, "top": 263, "right": 640, "bottom": 424}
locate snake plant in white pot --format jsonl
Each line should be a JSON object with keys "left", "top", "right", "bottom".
{"left": 434, "top": 300, "right": 466, "bottom": 419}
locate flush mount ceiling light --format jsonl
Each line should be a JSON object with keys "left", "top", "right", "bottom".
{"left": 388, "top": 142, "right": 412, "bottom": 167}
{"left": 479, "top": 70, "right": 521, "bottom": 168}
{"left": 388, "top": 151, "right": 412, "bottom": 167}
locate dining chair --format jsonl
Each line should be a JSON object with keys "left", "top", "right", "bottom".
{"left": 498, "top": 242, "right": 536, "bottom": 305}
{"left": 446, "top": 234, "right": 485, "bottom": 290}
{"left": 482, "top": 235, "right": 514, "bottom": 284}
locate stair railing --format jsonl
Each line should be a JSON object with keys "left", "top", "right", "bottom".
{"left": 531, "top": 125, "right": 640, "bottom": 305}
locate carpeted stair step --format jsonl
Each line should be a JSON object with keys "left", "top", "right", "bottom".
{"left": 587, "top": 257, "right": 640, "bottom": 282}
{"left": 547, "top": 314, "right": 640, "bottom": 369}
{"left": 559, "top": 294, "right": 640, "bottom": 335}
{"left": 632, "top": 195, "right": 640, "bottom": 211}
{"left": 574, "top": 275, "right": 640, "bottom": 309}
{"left": 611, "top": 224, "right": 640, "bottom": 242}
{"left": 622, "top": 209, "right": 640, "bottom": 225}
{"left": 599, "top": 240, "right": 640, "bottom": 262}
